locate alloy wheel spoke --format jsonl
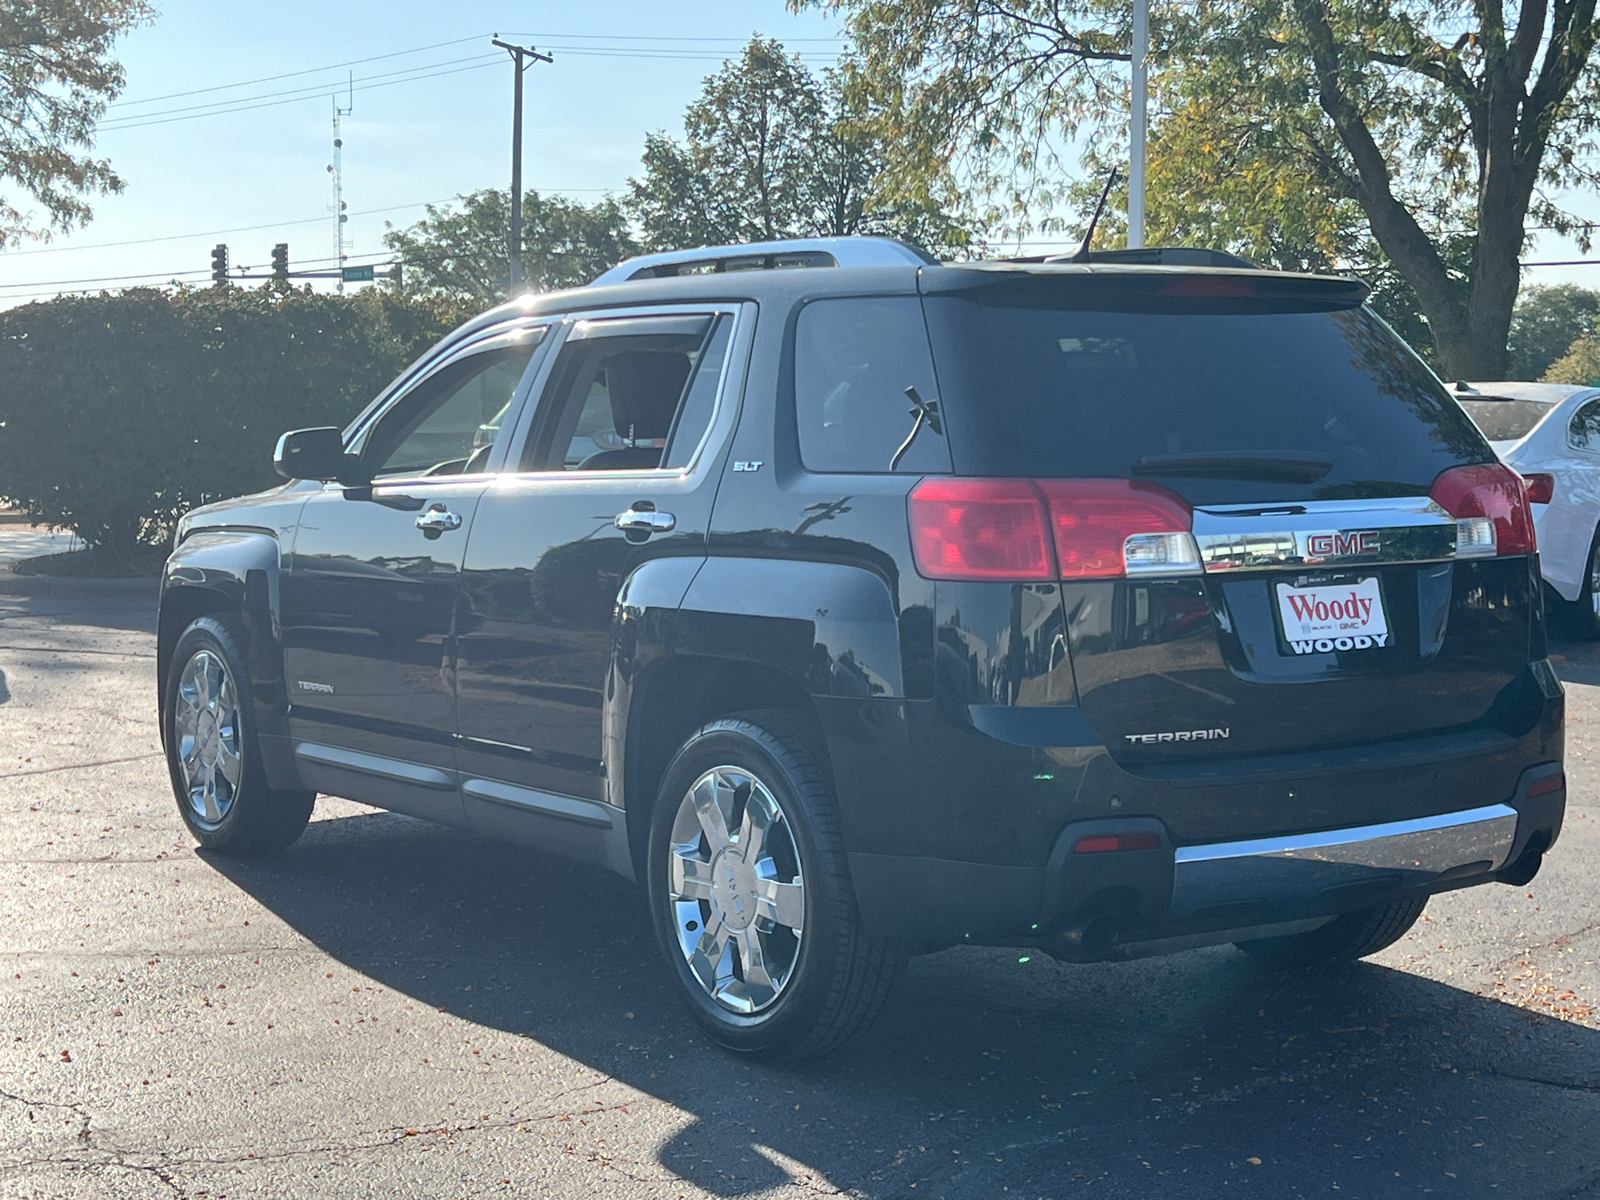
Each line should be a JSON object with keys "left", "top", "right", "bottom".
{"left": 691, "top": 774, "right": 734, "bottom": 851}
{"left": 736, "top": 927, "right": 777, "bottom": 999}
{"left": 215, "top": 741, "right": 242, "bottom": 789}
{"left": 669, "top": 845, "right": 714, "bottom": 901}
{"left": 738, "top": 794, "right": 772, "bottom": 862}
{"left": 687, "top": 912, "right": 731, "bottom": 992}
{"left": 755, "top": 876, "right": 804, "bottom": 931}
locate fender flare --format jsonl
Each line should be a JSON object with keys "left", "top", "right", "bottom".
{"left": 158, "top": 528, "right": 299, "bottom": 790}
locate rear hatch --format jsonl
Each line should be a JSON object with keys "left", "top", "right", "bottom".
{"left": 918, "top": 267, "right": 1541, "bottom": 768}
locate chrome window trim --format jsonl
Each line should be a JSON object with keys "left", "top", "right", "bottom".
{"left": 342, "top": 317, "right": 553, "bottom": 455}
{"left": 501, "top": 301, "right": 749, "bottom": 482}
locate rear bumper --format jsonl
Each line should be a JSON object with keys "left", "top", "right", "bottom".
{"left": 850, "top": 760, "right": 1566, "bottom": 951}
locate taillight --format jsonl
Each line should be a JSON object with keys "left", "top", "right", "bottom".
{"left": 1523, "top": 473, "right": 1554, "bottom": 505}
{"left": 907, "top": 478, "right": 1053, "bottom": 581}
{"left": 1429, "top": 463, "right": 1537, "bottom": 557}
{"left": 1034, "top": 478, "right": 1198, "bottom": 579}
{"left": 908, "top": 477, "right": 1199, "bottom": 581}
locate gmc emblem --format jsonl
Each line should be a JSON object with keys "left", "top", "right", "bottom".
{"left": 1307, "top": 530, "right": 1380, "bottom": 557}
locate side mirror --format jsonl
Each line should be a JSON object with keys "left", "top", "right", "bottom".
{"left": 273, "top": 427, "right": 365, "bottom": 484}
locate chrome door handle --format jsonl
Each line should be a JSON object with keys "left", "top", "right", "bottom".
{"left": 614, "top": 508, "right": 676, "bottom": 534}
{"left": 415, "top": 507, "right": 463, "bottom": 532}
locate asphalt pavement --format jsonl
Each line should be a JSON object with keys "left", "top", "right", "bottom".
{"left": 1, "top": 589, "right": 1597, "bottom": 1199}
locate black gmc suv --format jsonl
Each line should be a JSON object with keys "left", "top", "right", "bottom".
{"left": 158, "top": 237, "right": 1567, "bottom": 1060}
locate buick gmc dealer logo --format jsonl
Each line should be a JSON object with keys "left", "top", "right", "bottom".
{"left": 1306, "top": 529, "right": 1380, "bottom": 557}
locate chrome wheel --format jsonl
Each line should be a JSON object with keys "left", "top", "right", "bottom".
{"left": 172, "top": 649, "right": 243, "bottom": 828}
{"left": 1590, "top": 541, "right": 1600, "bottom": 616}
{"left": 667, "top": 765, "right": 805, "bottom": 1014}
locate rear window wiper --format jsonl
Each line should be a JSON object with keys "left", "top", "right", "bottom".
{"left": 889, "top": 386, "right": 943, "bottom": 471}
{"left": 1130, "top": 452, "right": 1334, "bottom": 483}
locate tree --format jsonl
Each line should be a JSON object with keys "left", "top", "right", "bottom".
{"left": 626, "top": 38, "right": 970, "bottom": 254}
{"left": 1, "top": 0, "right": 152, "bottom": 247}
{"left": 383, "top": 188, "right": 638, "bottom": 307}
{"left": 806, "top": 0, "right": 1600, "bottom": 378}
{"left": 1542, "top": 334, "right": 1600, "bottom": 384}
{"left": 1509, "top": 284, "right": 1600, "bottom": 379}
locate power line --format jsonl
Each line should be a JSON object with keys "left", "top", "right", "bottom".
{"left": 100, "top": 58, "right": 505, "bottom": 132}
{"left": 106, "top": 35, "right": 491, "bottom": 108}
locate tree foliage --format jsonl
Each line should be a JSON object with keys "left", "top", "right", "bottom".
{"left": 0, "top": 0, "right": 153, "bottom": 246}
{"left": 0, "top": 287, "right": 466, "bottom": 552}
{"left": 383, "top": 188, "right": 638, "bottom": 306}
{"left": 807, "top": 0, "right": 1600, "bottom": 377}
{"left": 627, "top": 37, "right": 970, "bottom": 254}
{"left": 1509, "top": 284, "right": 1600, "bottom": 379}
{"left": 1542, "top": 333, "right": 1600, "bottom": 384}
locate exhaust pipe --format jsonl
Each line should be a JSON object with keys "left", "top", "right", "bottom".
{"left": 1047, "top": 910, "right": 1123, "bottom": 962}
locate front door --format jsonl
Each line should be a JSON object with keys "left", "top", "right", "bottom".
{"left": 281, "top": 332, "right": 545, "bottom": 824}
{"left": 454, "top": 307, "right": 742, "bottom": 837}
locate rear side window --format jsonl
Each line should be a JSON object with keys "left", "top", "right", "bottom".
{"left": 1570, "top": 399, "right": 1600, "bottom": 451}
{"left": 921, "top": 293, "right": 1492, "bottom": 505}
{"left": 794, "top": 297, "right": 950, "bottom": 474}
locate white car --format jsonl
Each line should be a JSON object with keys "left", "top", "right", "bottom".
{"left": 1457, "top": 380, "right": 1600, "bottom": 632}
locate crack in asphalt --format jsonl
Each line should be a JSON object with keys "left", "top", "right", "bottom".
{"left": 0, "top": 752, "right": 162, "bottom": 779}
{"left": 0, "top": 644, "right": 154, "bottom": 659}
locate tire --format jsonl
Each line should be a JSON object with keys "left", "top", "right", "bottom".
{"left": 645, "top": 710, "right": 905, "bottom": 1060}
{"left": 1235, "top": 897, "right": 1427, "bottom": 967}
{"left": 163, "top": 615, "right": 314, "bottom": 855}
{"left": 1566, "top": 525, "right": 1600, "bottom": 640}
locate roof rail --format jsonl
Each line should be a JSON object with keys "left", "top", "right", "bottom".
{"left": 1000, "top": 246, "right": 1259, "bottom": 269}
{"left": 590, "top": 236, "right": 936, "bottom": 286}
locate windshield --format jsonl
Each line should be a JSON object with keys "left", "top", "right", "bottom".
{"left": 921, "top": 295, "right": 1493, "bottom": 505}
{"left": 1457, "top": 398, "right": 1555, "bottom": 442}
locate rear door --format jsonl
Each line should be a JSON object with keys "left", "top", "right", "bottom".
{"left": 452, "top": 305, "right": 746, "bottom": 835}
{"left": 920, "top": 273, "right": 1535, "bottom": 767}
{"left": 280, "top": 326, "right": 547, "bottom": 823}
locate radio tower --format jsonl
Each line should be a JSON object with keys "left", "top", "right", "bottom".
{"left": 330, "top": 73, "right": 353, "bottom": 294}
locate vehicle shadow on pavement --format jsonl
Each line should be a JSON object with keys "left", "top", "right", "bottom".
{"left": 209, "top": 809, "right": 1600, "bottom": 1199}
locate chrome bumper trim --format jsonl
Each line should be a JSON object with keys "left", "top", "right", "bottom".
{"left": 1170, "top": 803, "right": 1519, "bottom": 918}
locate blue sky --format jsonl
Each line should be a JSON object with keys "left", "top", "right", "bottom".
{"left": 1, "top": 1, "right": 1596, "bottom": 307}
{"left": 0, "top": 1, "right": 849, "bottom": 304}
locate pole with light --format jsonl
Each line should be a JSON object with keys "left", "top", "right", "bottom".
{"left": 493, "top": 37, "right": 553, "bottom": 294}
{"left": 1128, "top": 0, "right": 1148, "bottom": 249}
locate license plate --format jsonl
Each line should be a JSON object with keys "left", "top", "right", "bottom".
{"left": 1275, "top": 576, "right": 1390, "bottom": 654}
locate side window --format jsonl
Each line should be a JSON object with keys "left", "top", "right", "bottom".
{"left": 1570, "top": 399, "right": 1600, "bottom": 451}
{"left": 366, "top": 340, "right": 541, "bottom": 480}
{"left": 794, "top": 296, "right": 950, "bottom": 474}
{"left": 523, "top": 315, "right": 728, "bottom": 472}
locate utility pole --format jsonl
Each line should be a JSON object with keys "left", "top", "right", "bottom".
{"left": 330, "top": 73, "right": 354, "bottom": 294}
{"left": 1128, "top": 0, "right": 1149, "bottom": 249}
{"left": 492, "top": 37, "right": 552, "bottom": 294}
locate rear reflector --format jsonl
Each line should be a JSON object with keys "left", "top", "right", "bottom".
{"left": 1429, "top": 463, "right": 1537, "bottom": 557}
{"left": 1526, "top": 771, "right": 1566, "bottom": 799}
{"left": 1073, "top": 831, "right": 1163, "bottom": 854}
{"left": 1523, "top": 473, "right": 1555, "bottom": 505}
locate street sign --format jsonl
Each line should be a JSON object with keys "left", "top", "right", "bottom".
{"left": 341, "top": 265, "right": 375, "bottom": 283}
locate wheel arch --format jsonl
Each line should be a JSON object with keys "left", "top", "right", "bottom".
{"left": 623, "top": 653, "right": 823, "bottom": 882}
{"left": 159, "top": 528, "right": 298, "bottom": 788}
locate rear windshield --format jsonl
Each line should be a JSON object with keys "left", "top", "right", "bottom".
{"left": 1457, "top": 398, "right": 1554, "bottom": 442}
{"left": 921, "top": 294, "right": 1493, "bottom": 504}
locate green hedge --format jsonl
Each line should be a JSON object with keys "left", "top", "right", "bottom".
{"left": 0, "top": 286, "right": 470, "bottom": 553}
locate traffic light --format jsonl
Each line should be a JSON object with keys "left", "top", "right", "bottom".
{"left": 271, "top": 243, "right": 289, "bottom": 280}
{"left": 210, "top": 243, "right": 228, "bottom": 287}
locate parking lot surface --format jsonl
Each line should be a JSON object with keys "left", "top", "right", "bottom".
{"left": 1, "top": 591, "right": 1598, "bottom": 1199}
